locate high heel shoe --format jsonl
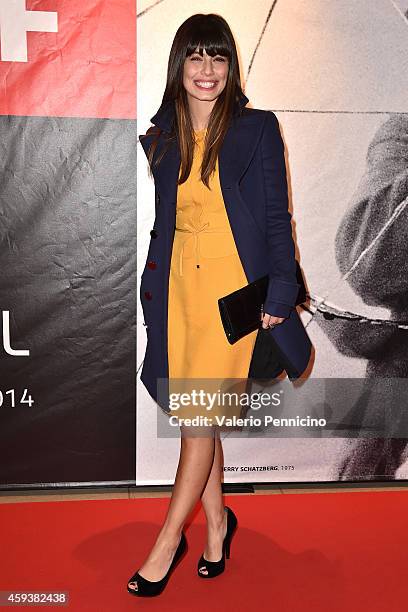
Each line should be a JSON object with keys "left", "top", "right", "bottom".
{"left": 197, "top": 506, "right": 237, "bottom": 578}
{"left": 127, "top": 531, "right": 187, "bottom": 597}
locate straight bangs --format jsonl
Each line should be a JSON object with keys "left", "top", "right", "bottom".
{"left": 184, "top": 31, "right": 232, "bottom": 60}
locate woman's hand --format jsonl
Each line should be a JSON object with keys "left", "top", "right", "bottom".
{"left": 261, "top": 312, "right": 286, "bottom": 329}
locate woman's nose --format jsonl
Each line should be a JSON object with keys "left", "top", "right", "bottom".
{"left": 201, "top": 59, "right": 215, "bottom": 76}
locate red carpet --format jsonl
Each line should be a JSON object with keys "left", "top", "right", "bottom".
{"left": 1, "top": 491, "right": 407, "bottom": 611}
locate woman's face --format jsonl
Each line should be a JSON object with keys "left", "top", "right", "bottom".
{"left": 183, "top": 47, "right": 229, "bottom": 104}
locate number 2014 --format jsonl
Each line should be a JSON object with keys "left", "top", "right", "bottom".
{"left": 0, "top": 388, "right": 34, "bottom": 407}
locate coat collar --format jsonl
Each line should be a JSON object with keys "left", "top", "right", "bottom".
{"left": 150, "top": 90, "right": 249, "bottom": 133}
{"left": 140, "top": 89, "right": 265, "bottom": 209}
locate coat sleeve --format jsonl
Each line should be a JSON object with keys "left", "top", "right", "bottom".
{"left": 260, "top": 111, "right": 300, "bottom": 318}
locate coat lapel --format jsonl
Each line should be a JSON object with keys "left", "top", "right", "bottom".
{"left": 218, "top": 113, "right": 265, "bottom": 189}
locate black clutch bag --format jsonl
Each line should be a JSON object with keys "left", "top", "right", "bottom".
{"left": 218, "top": 260, "right": 307, "bottom": 345}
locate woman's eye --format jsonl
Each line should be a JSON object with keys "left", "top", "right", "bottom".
{"left": 214, "top": 57, "right": 226, "bottom": 62}
{"left": 190, "top": 56, "right": 201, "bottom": 61}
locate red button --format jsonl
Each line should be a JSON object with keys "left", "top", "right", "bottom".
{"left": 147, "top": 261, "right": 157, "bottom": 270}
{"left": 144, "top": 291, "right": 152, "bottom": 300}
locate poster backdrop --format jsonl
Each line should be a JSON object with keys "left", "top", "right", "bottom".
{"left": 0, "top": 1, "right": 137, "bottom": 487}
{"left": 137, "top": 0, "right": 408, "bottom": 484}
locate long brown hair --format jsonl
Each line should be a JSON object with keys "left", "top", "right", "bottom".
{"left": 145, "top": 13, "right": 245, "bottom": 189}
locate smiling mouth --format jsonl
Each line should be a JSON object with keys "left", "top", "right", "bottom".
{"left": 194, "top": 81, "right": 218, "bottom": 90}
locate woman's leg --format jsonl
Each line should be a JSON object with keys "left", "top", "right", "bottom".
{"left": 198, "top": 429, "right": 228, "bottom": 575}
{"left": 128, "top": 426, "right": 216, "bottom": 591}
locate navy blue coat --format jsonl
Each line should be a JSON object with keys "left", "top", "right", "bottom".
{"left": 139, "top": 91, "right": 312, "bottom": 411}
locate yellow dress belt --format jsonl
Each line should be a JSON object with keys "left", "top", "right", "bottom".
{"left": 175, "top": 222, "right": 232, "bottom": 276}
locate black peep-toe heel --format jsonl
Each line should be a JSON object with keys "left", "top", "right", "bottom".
{"left": 127, "top": 531, "right": 187, "bottom": 597}
{"left": 197, "top": 506, "right": 237, "bottom": 578}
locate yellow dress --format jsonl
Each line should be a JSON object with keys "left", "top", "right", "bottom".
{"left": 167, "top": 128, "right": 258, "bottom": 422}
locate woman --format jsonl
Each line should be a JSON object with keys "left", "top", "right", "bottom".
{"left": 129, "top": 13, "right": 308, "bottom": 597}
